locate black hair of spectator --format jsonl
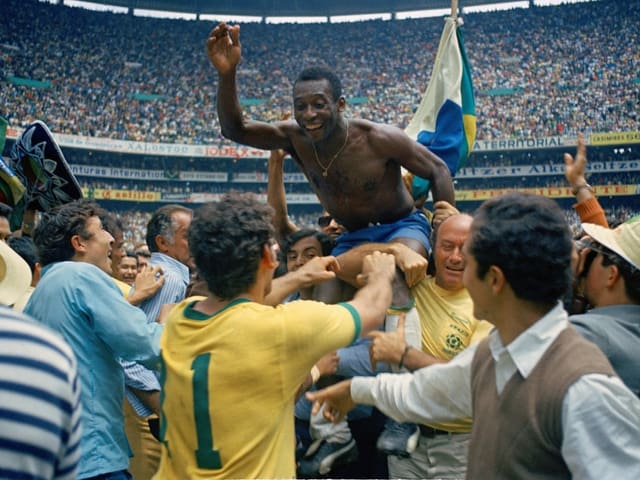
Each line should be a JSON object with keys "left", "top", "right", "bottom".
{"left": 0, "top": 203, "right": 12, "bottom": 219}
{"left": 101, "top": 212, "right": 124, "bottom": 238}
{"left": 8, "top": 236, "right": 38, "bottom": 274}
{"left": 468, "top": 192, "right": 573, "bottom": 306}
{"left": 189, "top": 192, "right": 275, "bottom": 300}
{"left": 135, "top": 249, "right": 151, "bottom": 259}
{"left": 33, "top": 199, "right": 107, "bottom": 266}
{"left": 284, "top": 228, "right": 334, "bottom": 258}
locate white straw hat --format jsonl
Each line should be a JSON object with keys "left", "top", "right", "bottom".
{"left": 0, "top": 240, "right": 32, "bottom": 306}
{"left": 582, "top": 220, "right": 640, "bottom": 271}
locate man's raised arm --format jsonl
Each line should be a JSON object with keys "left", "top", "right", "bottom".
{"left": 207, "top": 22, "right": 291, "bottom": 150}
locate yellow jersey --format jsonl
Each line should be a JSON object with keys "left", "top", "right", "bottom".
{"left": 412, "top": 276, "right": 492, "bottom": 432}
{"left": 154, "top": 296, "right": 360, "bottom": 479}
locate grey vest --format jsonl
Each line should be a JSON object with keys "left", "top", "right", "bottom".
{"left": 467, "top": 326, "right": 615, "bottom": 479}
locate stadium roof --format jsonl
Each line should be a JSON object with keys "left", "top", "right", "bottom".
{"left": 78, "top": 0, "right": 525, "bottom": 17}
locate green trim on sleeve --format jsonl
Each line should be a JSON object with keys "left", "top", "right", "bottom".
{"left": 337, "top": 302, "right": 361, "bottom": 344}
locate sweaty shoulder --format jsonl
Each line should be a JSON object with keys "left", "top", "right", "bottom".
{"left": 358, "top": 119, "right": 414, "bottom": 156}
{"left": 282, "top": 120, "right": 305, "bottom": 142}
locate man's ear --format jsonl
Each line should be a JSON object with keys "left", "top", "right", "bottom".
{"left": 261, "top": 243, "right": 278, "bottom": 269}
{"left": 488, "top": 265, "right": 506, "bottom": 295}
{"left": 70, "top": 234, "right": 85, "bottom": 254}
{"left": 604, "top": 263, "right": 621, "bottom": 288}
{"left": 155, "top": 235, "right": 169, "bottom": 253}
{"left": 337, "top": 96, "right": 347, "bottom": 112}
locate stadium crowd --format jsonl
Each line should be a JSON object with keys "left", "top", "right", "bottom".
{"left": 1, "top": 0, "right": 640, "bottom": 477}
{"left": 1, "top": 0, "right": 638, "bottom": 145}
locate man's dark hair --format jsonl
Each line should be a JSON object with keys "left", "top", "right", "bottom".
{"left": 0, "top": 203, "right": 12, "bottom": 219}
{"left": 294, "top": 66, "right": 342, "bottom": 101}
{"left": 469, "top": 192, "right": 573, "bottom": 306}
{"left": 145, "top": 204, "right": 192, "bottom": 252}
{"left": 284, "top": 228, "right": 333, "bottom": 258}
{"left": 189, "top": 192, "right": 275, "bottom": 300}
{"left": 8, "top": 236, "right": 37, "bottom": 274}
{"left": 124, "top": 249, "right": 138, "bottom": 262}
{"left": 33, "top": 199, "right": 107, "bottom": 266}
{"left": 101, "top": 213, "right": 124, "bottom": 239}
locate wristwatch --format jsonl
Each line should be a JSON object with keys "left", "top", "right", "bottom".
{"left": 571, "top": 183, "right": 593, "bottom": 196}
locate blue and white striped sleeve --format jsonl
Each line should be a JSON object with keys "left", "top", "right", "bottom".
{"left": 0, "top": 309, "right": 83, "bottom": 479}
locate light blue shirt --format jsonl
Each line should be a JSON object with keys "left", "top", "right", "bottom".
{"left": 124, "top": 252, "right": 190, "bottom": 416}
{"left": 25, "top": 261, "right": 163, "bottom": 479}
{"left": 352, "top": 302, "right": 640, "bottom": 479}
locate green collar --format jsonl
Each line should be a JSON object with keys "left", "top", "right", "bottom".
{"left": 184, "top": 297, "right": 251, "bottom": 321}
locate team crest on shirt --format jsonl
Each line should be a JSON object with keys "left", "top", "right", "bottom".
{"left": 445, "top": 333, "right": 463, "bottom": 352}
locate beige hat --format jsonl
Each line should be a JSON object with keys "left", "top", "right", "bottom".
{"left": 582, "top": 220, "right": 640, "bottom": 271}
{"left": 0, "top": 240, "right": 32, "bottom": 306}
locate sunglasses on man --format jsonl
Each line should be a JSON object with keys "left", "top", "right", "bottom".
{"left": 575, "top": 237, "right": 633, "bottom": 277}
{"left": 318, "top": 215, "right": 333, "bottom": 228}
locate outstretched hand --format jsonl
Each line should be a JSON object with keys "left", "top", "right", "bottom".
{"left": 207, "top": 22, "right": 241, "bottom": 74}
{"left": 563, "top": 133, "right": 588, "bottom": 187}
{"left": 432, "top": 201, "right": 460, "bottom": 230}
{"left": 128, "top": 265, "right": 165, "bottom": 306}
{"left": 306, "top": 379, "right": 355, "bottom": 423}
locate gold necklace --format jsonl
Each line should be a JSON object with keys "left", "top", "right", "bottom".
{"left": 311, "top": 120, "right": 349, "bottom": 177}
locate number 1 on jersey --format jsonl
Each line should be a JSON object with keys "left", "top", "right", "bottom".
{"left": 192, "top": 353, "right": 222, "bottom": 469}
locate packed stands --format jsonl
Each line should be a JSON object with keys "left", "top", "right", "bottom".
{"left": 1, "top": 0, "right": 638, "bottom": 143}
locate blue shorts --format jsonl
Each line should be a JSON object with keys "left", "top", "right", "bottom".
{"left": 332, "top": 210, "right": 432, "bottom": 256}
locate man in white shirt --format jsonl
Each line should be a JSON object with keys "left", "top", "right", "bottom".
{"left": 308, "top": 192, "right": 640, "bottom": 479}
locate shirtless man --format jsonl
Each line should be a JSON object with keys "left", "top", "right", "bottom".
{"left": 207, "top": 23, "right": 454, "bottom": 306}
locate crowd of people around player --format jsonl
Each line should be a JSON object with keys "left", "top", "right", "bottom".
{"left": 1, "top": 124, "right": 639, "bottom": 479}
{"left": 106, "top": 203, "right": 637, "bottom": 254}
{"left": 1, "top": 1, "right": 639, "bottom": 479}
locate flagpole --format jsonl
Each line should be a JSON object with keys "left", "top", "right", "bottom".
{"left": 451, "top": 0, "right": 458, "bottom": 18}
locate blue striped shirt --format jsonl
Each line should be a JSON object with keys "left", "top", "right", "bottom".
{"left": 0, "top": 306, "right": 82, "bottom": 480}
{"left": 124, "top": 252, "right": 190, "bottom": 416}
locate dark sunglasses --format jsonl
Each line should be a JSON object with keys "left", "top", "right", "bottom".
{"left": 575, "top": 238, "right": 610, "bottom": 257}
{"left": 575, "top": 238, "right": 625, "bottom": 276}
{"left": 318, "top": 215, "right": 332, "bottom": 228}
{"left": 576, "top": 235, "right": 640, "bottom": 282}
